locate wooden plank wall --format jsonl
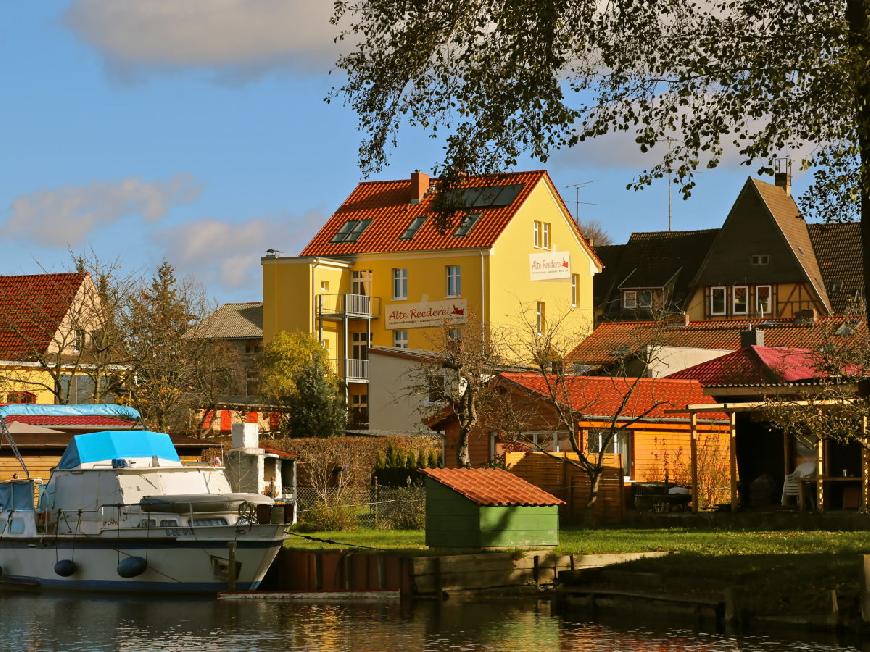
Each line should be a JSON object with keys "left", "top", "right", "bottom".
{"left": 506, "top": 452, "right": 624, "bottom": 523}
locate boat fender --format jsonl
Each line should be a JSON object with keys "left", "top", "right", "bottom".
{"left": 54, "top": 559, "right": 77, "bottom": 577}
{"left": 118, "top": 556, "right": 147, "bottom": 578}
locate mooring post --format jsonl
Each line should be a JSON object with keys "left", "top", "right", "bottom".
{"left": 862, "top": 554, "right": 870, "bottom": 624}
{"left": 227, "top": 541, "right": 237, "bottom": 593}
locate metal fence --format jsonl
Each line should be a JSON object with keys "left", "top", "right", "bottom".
{"left": 296, "top": 485, "right": 425, "bottom": 529}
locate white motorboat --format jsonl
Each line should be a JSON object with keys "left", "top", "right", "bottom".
{"left": 0, "top": 404, "right": 286, "bottom": 593}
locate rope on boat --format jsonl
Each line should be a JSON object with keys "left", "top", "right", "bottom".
{"left": 0, "top": 419, "right": 29, "bottom": 479}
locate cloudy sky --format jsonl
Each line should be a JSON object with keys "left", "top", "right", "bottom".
{"left": 0, "top": 1, "right": 808, "bottom": 303}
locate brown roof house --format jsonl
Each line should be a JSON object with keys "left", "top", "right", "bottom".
{"left": 595, "top": 170, "right": 862, "bottom": 324}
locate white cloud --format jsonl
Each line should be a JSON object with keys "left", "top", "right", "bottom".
{"left": 154, "top": 211, "right": 324, "bottom": 293}
{"left": 65, "top": 0, "right": 338, "bottom": 81}
{"left": 6, "top": 175, "right": 202, "bottom": 247}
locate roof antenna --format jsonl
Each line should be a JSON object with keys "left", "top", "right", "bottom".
{"left": 665, "top": 136, "right": 676, "bottom": 232}
{"left": 565, "top": 181, "right": 596, "bottom": 225}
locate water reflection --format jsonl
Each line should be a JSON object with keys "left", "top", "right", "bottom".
{"left": 0, "top": 593, "right": 859, "bottom": 651}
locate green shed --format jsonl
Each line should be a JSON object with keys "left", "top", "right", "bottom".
{"left": 420, "top": 467, "right": 564, "bottom": 549}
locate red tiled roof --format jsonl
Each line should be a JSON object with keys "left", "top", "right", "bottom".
{"left": 0, "top": 273, "right": 87, "bottom": 360}
{"left": 667, "top": 346, "right": 826, "bottom": 385}
{"left": 420, "top": 467, "right": 564, "bottom": 506}
{"left": 500, "top": 372, "right": 727, "bottom": 422}
{"left": 569, "top": 318, "right": 865, "bottom": 367}
{"left": 300, "top": 171, "right": 600, "bottom": 265}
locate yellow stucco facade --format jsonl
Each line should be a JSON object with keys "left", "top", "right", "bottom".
{"left": 262, "top": 173, "right": 601, "bottom": 423}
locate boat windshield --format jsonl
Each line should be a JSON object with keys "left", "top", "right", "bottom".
{"left": 0, "top": 481, "right": 35, "bottom": 512}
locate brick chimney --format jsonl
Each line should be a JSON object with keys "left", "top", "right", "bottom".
{"left": 410, "top": 170, "right": 430, "bottom": 204}
{"left": 740, "top": 327, "right": 765, "bottom": 349}
{"left": 774, "top": 159, "right": 792, "bottom": 197}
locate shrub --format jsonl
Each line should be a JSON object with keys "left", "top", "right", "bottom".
{"left": 299, "top": 499, "right": 358, "bottom": 532}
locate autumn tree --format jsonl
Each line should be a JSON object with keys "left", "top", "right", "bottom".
{"left": 412, "top": 318, "right": 506, "bottom": 467}
{"left": 124, "top": 262, "right": 222, "bottom": 432}
{"left": 259, "top": 331, "right": 346, "bottom": 437}
{"left": 333, "top": 1, "right": 870, "bottom": 321}
{"left": 501, "top": 306, "right": 665, "bottom": 506}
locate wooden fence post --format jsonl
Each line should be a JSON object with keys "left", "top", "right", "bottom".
{"left": 729, "top": 412, "right": 738, "bottom": 512}
{"left": 690, "top": 412, "right": 699, "bottom": 513}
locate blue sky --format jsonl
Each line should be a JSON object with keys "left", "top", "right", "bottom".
{"left": 0, "top": 2, "right": 810, "bottom": 303}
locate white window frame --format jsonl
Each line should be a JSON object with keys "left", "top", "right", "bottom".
{"left": 571, "top": 274, "right": 579, "bottom": 307}
{"left": 542, "top": 222, "right": 551, "bottom": 249}
{"left": 528, "top": 432, "right": 559, "bottom": 452}
{"left": 392, "top": 268, "right": 408, "bottom": 300}
{"left": 732, "top": 285, "right": 749, "bottom": 315}
{"left": 536, "top": 302, "right": 545, "bottom": 336}
{"left": 756, "top": 285, "right": 773, "bottom": 317}
{"left": 446, "top": 265, "right": 462, "bottom": 297}
{"left": 623, "top": 290, "right": 637, "bottom": 309}
{"left": 533, "top": 220, "right": 541, "bottom": 248}
{"left": 393, "top": 329, "right": 409, "bottom": 349}
{"left": 710, "top": 286, "right": 727, "bottom": 316}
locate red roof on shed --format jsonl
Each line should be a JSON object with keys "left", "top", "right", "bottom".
{"left": 420, "top": 467, "right": 564, "bottom": 506}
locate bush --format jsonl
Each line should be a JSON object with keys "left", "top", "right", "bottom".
{"left": 299, "top": 499, "right": 358, "bottom": 532}
{"left": 375, "top": 486, "right": 425, "bottom": 530}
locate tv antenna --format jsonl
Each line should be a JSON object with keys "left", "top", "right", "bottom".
{"left": 565, "top": 181, "right": 596, "bottom": 225}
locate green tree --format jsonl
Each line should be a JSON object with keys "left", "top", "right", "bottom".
{"left": 285, "top": 357, "right": 347, "bottom": 437}
{"left": 334, "top": 1, "right": 870, "bottom": 320}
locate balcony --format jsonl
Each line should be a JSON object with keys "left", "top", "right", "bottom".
{"left": 345, "top": 358, "right": 369, "bottom": 382}
{"left": 317, "top": 293, "right": 380, "bottom": 319}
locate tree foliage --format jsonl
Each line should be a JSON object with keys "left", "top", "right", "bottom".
{"left": 260, "top": 330, "right": 346, "bottom": 437}
{"left": 333, "top": 0, "right": 870, "bottom": 316}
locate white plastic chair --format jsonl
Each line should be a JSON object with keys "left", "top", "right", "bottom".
{"left": 781, "top": 460, "right": 817, "bottom": 506}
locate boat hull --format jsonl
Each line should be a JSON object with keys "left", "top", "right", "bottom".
{"left": 0, "top": 525, "right": 285, "bottom": 594}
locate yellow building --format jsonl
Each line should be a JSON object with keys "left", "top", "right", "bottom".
{"left": 262, "top": 170, "right": 602, "bottom": 426}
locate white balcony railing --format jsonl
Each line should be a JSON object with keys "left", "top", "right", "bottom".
{"left": 345, "top": 358, "right": 369, "bottom": 381}
{"left": 344, "top": 293, "right": 371, "bottom": 316}
{"left": 318, "top": 293, "right": 375, "bottom": 318}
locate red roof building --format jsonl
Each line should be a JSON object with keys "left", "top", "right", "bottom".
{"left": 667, "top": 346, "right": 827, "bottom": 386}
{"left": 0, "top": 273, "right": 88, "bottom": 361}
{"left": 568, "top": 317, "right": 864, "bottom": 370}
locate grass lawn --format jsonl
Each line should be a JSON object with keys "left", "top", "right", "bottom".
{"left": 285, "top": 526, "right": 870, "bottom": 557}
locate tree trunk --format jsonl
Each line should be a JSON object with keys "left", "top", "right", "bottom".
{"left": 456, "top": 426, "right": 472, "bottom": 467}
{"left": 847, "top": 1, "right": 870, "bottom": 326}
{"left": 585, "top": 469, "right": 602, "bottom": 508}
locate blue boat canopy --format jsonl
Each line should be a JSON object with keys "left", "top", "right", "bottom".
{"left": 58, "top": 431, "right": 179, "bottom": 470}
{"left": 0, "top": 404, "right": 140, "bottom": 421}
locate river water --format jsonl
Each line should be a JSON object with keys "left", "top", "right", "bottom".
{"left": 0, "top": 594, "right": 862, "bottom": 651}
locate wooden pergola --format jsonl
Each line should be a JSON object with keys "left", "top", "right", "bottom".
{"left": 672, "top": 399, "right": 870, "bottom": 513}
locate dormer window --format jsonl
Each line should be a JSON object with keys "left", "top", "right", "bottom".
{"left": 331, "top": 219, "right": 372, "bottom": 243}
{"left": 454, "top": 213, "right": 480, "bottom": 237}
{"left": 400, "top": 216, "right": 426, "bottom": 240}
{"left": 637, "top": 290, "right": 652, "bottom": 308}
{"left": 623, "top": 290, "right": 637, "bottom": 309}
{"left": 751, "top": 254, "right": 770, "bottom": 266}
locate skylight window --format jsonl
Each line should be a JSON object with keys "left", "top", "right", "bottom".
{"left": 454, "top": 213, "right": 480, "bottom": 237}
{"left": 400, "top": 216, "right": 426, "bottom": 240}
{"left": 331, "top": 219, "right": 372, "bottom": 243}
